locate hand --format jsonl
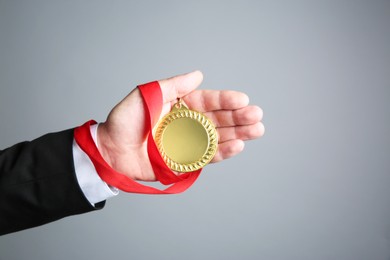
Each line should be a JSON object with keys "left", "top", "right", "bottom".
{"left": 97, "top": 71, "right": 264, "bottom": 182}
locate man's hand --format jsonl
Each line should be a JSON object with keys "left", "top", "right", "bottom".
{"left": 97, "top": 71, "right": 264, "bottom": 181}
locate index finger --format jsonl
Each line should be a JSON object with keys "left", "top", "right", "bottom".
{"left": 182, "top": 90, "right": 250, "bottom": 112}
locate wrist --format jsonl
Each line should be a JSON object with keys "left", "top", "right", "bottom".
{"left": 96, "top": 123, "right": 117, "bottom": 170}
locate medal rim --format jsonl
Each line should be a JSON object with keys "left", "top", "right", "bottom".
{"left": 154, "top": 105, "right": 218, "bottom": 172}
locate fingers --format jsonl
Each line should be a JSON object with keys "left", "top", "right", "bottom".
{"left": 211, "top": 139, "right": 245, "bottom": 162}
{"left": 156, "top": 71, "right": 265, "bottom": 165}
{"left": 183, "top": 90, "right": 249, "bottom": 112}
{"left": 211, "top": 121, "right": 265, "bottom": 163}
{"left": 158, "top": 70, "right": 204, "bottom": 103}
{"left": 158, "top": 71, "right": 250, "bottom": 115}
{"left": 204, "top": 105, "right": 263, "bottom": 127}
{"left": 217, "top": 122, "right": 265, "bottom": 143}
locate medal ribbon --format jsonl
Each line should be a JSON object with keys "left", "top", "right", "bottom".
{"left": 74, "top": 81, "right": 202, "bottom": 194}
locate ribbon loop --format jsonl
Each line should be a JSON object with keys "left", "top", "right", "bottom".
{"left": 74, "top": 81, "right": 202, "bottom": 194}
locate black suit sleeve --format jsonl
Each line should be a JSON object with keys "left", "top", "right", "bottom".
{"left": 0, "top": 128, "right": 105, "bottom": 235}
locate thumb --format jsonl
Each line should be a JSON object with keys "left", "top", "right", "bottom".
{"left": 158, "top": 70, "right": 204, "bottom": 104}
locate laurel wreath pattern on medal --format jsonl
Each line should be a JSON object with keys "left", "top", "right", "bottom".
{"left": 154, "top": 108, "right": 218, "bottom": 172}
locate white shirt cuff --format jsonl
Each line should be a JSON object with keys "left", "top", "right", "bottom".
{"left": 72, "top": 124, "right": 119, "bottom": 206}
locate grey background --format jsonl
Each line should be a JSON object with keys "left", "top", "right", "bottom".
{"left": 0, "top": 1, "right": 389, "bottom": 259}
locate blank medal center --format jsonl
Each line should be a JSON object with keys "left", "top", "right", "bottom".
{"left": 162, "top": 117, "right": 208, "bottom": 164}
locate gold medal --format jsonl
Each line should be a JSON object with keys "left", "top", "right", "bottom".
{"left": 154, "top": 99, "right": 218, "bottom": 172}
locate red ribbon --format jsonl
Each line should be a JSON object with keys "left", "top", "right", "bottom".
{"left": 74, "top": 81, "right": 202, "bottom": 194}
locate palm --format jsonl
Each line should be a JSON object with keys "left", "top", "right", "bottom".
{"left": 97, "top": 71, "right": 264, "bottom": 182}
